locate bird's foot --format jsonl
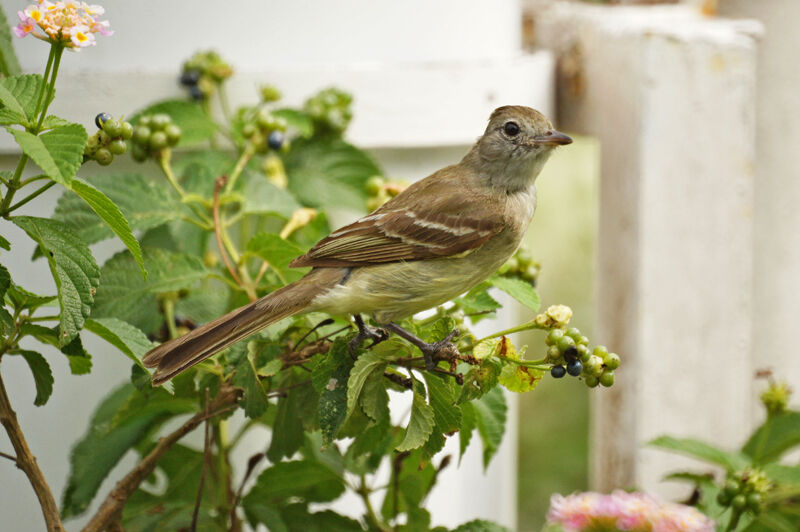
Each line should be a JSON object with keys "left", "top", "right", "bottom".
{"left": 349, "top": 315, "right": 389, "bottom": 358}
{"left": 384, "top": 323, "right": 461, "bottom": 371}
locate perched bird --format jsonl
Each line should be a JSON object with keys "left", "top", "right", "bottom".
{"left": 143, "top": 106, "right": 572, "bottom": 385}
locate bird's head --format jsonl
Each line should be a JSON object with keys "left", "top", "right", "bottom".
{"left": 467, "top": 105, "right": 572, "bottom": 191}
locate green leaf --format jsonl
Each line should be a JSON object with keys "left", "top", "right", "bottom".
{"left": 84, "top": 318, "right": 154, "bottom": 369}
{"left": 346, "top": 343, "right": 399, "bottom": 419}
{"left": 5, "top": 282, "right": 56, "bottom": 310}
{"left": 10, "top": 350, "right": 53, "bottom": 406}
{"left": 454, "top": 282, "right": 501, "bottom": 318}
{"left": 244, "top": 460, "right": 346, "bottom": 503}
{"left": 61, "top": 333, "right": 92, "bottom": 374}
{"left": 12, "top": 216, "right": 99, "bottom": 346}
{"left": 244, "top": 502, "right": 287, "bottom": 532}
{"left": 498, "top": 358, "right": 544, "bottom": 393}
{"left": 459, "top": 401, "right": 477, "bottom": 463}
{"left": 381, "top": 449, "right": 436, "bottom": 521}
{"left": 318, "top": 342, "right": 354, "bottom": 444}
{"left": 453, "top": 519, "right": 511, "bottom": 532}
{"left": 39, "top": 115, "right": 70, "bottom": 131}
{"left": 0, "top": 8, "right": 21, "bottom": 77}
{"left": 131, "top": 99, "right": 216, "bottom": 146}
{"left": 54, "top": 173, "right": 180, "bottom": 246}
{"left": 0, "top": 75, "right": 45, "bottom": 125}
{"left": 69, "top": 179, "right": 145, "bottom": 277}
{"left": 246, "top": 232, "right": 307, "bottom": 285}
{"left": 473, "top": 386, "right": 507, "bottom": 469}
{"left": 91, "top": 248, "right": 206, "bottom": 334}
{"left": 649, "top": 435, "right": 751, "bottom": 471}
{"left": 742, "top": 412, "right": 800, "bottom": 464}
{"left": 458, "top": 357, "right": 502, "bottom": 404}
{"left": 0, "top": 232, "right": 9, "bottom": 250}
{"left": 284, "top": 137, "right": 382, "bottom": 211}
{"left": 489, "top": 275, "right": 540, "bottom": 311}
{"left": 232, "top": 347, "right": 269, "bottom": 418}
{"left": 0, "top": 262, "right": 9, "bottom": 299}
{"left": 8, "top": 123, "right": 87, "bottom": 186}
{"left": 241, "top": 177, "right": 302, "bottom": 219}
{"left": 267, "top": 385, "right": 307, "bottom": 462}
{"left": 62, "top": 383, "right": 195, "bottom": 518}
{"left": 274, "top": 108, "right": 315, "bottom": 138}
{"left": 763, "top": 463, "right": 800, "bottom": 486}
{"left": 425, "top": 374, "right": 462, "bottom": 434}
{"left": 360, "top": 368, "right": 390, "bottom": 423}
{"left": 397, "top": 379, "right": 435, "bottom": 452}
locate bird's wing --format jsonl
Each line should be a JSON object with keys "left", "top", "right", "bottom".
{"left": 290, "top": 205, "right": 503, "bottom": 268}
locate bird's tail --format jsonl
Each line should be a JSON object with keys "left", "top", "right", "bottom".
{"left": 142, "top": 268, "right": 344, "bottom": 385}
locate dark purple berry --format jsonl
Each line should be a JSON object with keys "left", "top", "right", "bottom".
{"left": 189, "top": 85, "right": 205, "bottom": 101}
{"left": 551, "top": 365, "right": 566, "bottom": 379}
{"left": 566, "top": 359, "right": 583, "bottom": 376}
{"left": 267, "top": 130, "right": 285, "bottom": 150}
{"left": 179, "top": 69, "right": 200, "bottom": 86}
{"left": 95, "top": 112, "right": 112, "bottom": 129}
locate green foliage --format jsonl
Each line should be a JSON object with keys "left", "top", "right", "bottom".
{"left": 489, "top": 274, "right": 541, "bottom": 311}
{"left": 0, "top": 7, "right": 21, "bottom": 77}
{"left": 10, "top": 350, "right": 53, "bottom": 406}
{"left": 0, "top": 75, "right": 49, "bottom": 126}
{"left": 130, "top": 99, "right": 216, "bottom": 146}
{"left": 8, "top": 123, "right": 86, "bottom": 186}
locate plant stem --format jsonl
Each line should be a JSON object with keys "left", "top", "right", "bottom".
{"left": 157, "top": 149, "right": 186, "bottom": 196}
{"left": 7, "top": 182, "right": 56, "bottom": 214}
{"left": 82, "top": 386, "right": 240, "bottom": 532}
{"left": 725, "top": 509, "right": 742, "bottom": 532}
{"left": 31, "top": 45, "right": 56, "bottom": 126}
{"left": 0, "top": 370, "right": 64, "bottom": 531}
{"left": 162, "top": 297, "right": 178, "bottom": 339}
{"left": 359, "top": 475, "right": 389, "bottom": 532}
{"left": 189, "top": 389, "right": 212, "bottom": 532}
{"left": 212, "top": 176, "right": 247, "bottom": 293}
{"left": 223, "top": 142, "right": 256, "bottom": 194}
{"left": 477, "top": 320, "right": 545, "bottom": 343}
{"left": 34, "top": 44, "right": 63, "bottom": 132}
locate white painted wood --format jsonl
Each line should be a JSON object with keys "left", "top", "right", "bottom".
{"left": 528, "top": 1, "right": 761, "bottom": 498}
{"left": 718, "top": 0, "right": 800, "bottom": 414}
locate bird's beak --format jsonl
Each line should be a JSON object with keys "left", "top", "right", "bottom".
{"left": 534, "top": 129, "right": 573, "bottom": 147}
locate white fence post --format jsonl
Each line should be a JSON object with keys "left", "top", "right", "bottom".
{"left": 528, "top": 2, "right": 761, "bottom": 497}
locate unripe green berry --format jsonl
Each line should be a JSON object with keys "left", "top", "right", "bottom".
{"left": 256, "top": 109, "right": 274, "bottom": 129}
{"left": 547, "top": 346, "right": 561, "bottom": 362}
{"left": 746, "top": 493, "right": 761, "bottom": 512}
{"left": 724, "top": 480, "right": 741, "bottom": 496}
{"left": 732, "top": 494, "right": 747, "bottom": 510}
{"left": 86, "top": 134, "right": 99, "bottom": 150}
{"left": 578, "top": 335, "right": 589, "bottom": 346}
{"left": 242, "top": 123, "right": 257, "bottom": 139}
{"left": 599, "top": 371, "right": 615, "bottom": 387}
{"left": 584, "top": 375, "right": 599, "bottom": 388}
{"left": 604, "top": 353, "right": 621, "bottom": 370}
{"left": 516, "top": 248, "right": 532, "bottom": 268}
{"left": 717, "top": 490, "right": 732, "bottom": 506}
{"left": 556, "top": 335, "right": 575, "bottom": 353}
{"left": 98, "top": 130, "right": 111, "bottom": 144}
{"left": 576, "top": 344, "right": 589, "bottom": 358}
{"left": 365, "top": 176, "right": 384, "bottom": 196}
{"left": 546, "top": 329, "right": 564, "bottom": 346}
{"left": 566, "top": 327, "right": 582, "bottom": 341}
{"left": 133, "top": 126, "right": 151, "bottom": 145}
{"left": 95, "top": 148, "right": 113, "bottom": 166}
{"left": 102, "top": 119, "right": 121, "bottom": 137}
{"left": 504, "top": 256, "right": 519, "bottom": 273}
{"left": 149, "top": 131, "right": 168, "bottom": 150}
{"left": 108, "top": 139, "right": 127, "bottom": 155}
{"left": 131, "top": 143, "right": 148, "bottom": 162}
{"left": 119, "top": 121, "right": 134, "bottom": 140}
{"left": 138, "top": 115, "right": 152, "bottom": 128}
{"left": 585, "top": 355, "right": 603, "bottom": 376}
{"left": 593, "top": 345, "right": 609, "bottom": 358}
{"left": 150, "top": 113, "right": 171, "bottom": 130}
{"left": 164, "top": 124, "right": 182, "bottom": 146}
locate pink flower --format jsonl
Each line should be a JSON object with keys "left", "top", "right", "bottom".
{"left": 12, "top": 0, "right": 111, "bottom": 49}
{"left": 546, "top": 490, "right": 715, "bottom": 532}
{"left": 14, "top": 11, "right": 36, "bottom": 38}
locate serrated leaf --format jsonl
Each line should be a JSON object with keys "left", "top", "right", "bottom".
{"left": 453, "top": 520, "right": 511, "bottom": 532}
{"left": 473, "top": 387, "right": 507, "bottom": 469}
{"left": 489, "top": 274, "right": 540, "bottom": 311}
{"left": 285, "top": 137, "right": 382, "bottom": 211}
{"left": 0, "top": 263, "right": 9, "bottom": 299}
{"left": 267, "top": 385, "right": 307, "bottom": 462}
{"left": 0, "top": 307, "right": 11, "bottom": 335}
{"left": 346, "top": 344, "right": 398, "bottom": 419}
{"left": 91, "top": 248, "right": 206, "bottom": 334}
{"left": 0, "top": 232, "right": 9, "bottom": 250}
{"left": 243, "top": 502, "right": 287, "bottom": 532}
{"left": 8, "top": 123, "right": 86, "bottom": 186}
{"left": 84, "top": 318, "right": 153, "bottom": 369}
{"left": 0, "top": 74, "right": 45, "bottom": 125}
{"left": 0, "top": 8, "right": 21, "bottom": 77}
{"left": 131, "top": 99, "right": 216, "bottom": 146}
{"left": 458, "top": 357, "right": 502, "bottom": 404}
{"left": 244, "top": 460, "right": 346, "bottom": 503}
{"left": 246, "top": 232, "right": 307, "bottom": 285}
{"left": 39, "top": 115, "right": 70, "bottom": 130}
{"left": 5, "top": 282, "right": 56, "bottom": 310}
{"left": 318, "top": 347, "right": 353, "bottom": 444}
{"left": 381, "top": 449, "right": 436, "bottom": 521}
{"left": 360, "top": 368, "right": 389, "bottom": 423}
{"left": 459, "top": 401, "right": 477, "bottom": 463}
{"left": 12, "top": 216, "right": 99, "bottom": 346}
{"left": 454, "top": 282, "right": 501, "bottom": 319}
{"left": 743, "top": 412, "right": 800, "bottom": 464}
{"left": 69, "top": 179, "right": 145, "bottom": 277}
{"left": 273, "top": 108, "right": 314, "bottom": 138}
{"left": 54, "top": 173, "right": 180, "bottom": 245}
{"left": 10, "top": 350, "right": 53, "bottom": 406}
{"left": 649, "top": 436, "right": 751, "bottom": 471}
{"left": 61, "top": 333, "right": 92, "bottom": 374}
{"left": 425, "top": 374, "right": 462, "bottom": 434}
{"left": 397, "top": 381, "right": 435, "bottom": 452}
{"left": 498, "top": 337, "right": 543, "bottom": 393}
{"left": 232, "top": 348, "right": 269, "bottom": 418}
{"left": 241, "top": 177, "right": 302, "bottom": 219}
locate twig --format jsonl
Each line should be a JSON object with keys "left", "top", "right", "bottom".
{"left": 383, "top": 372, "right": 412, "bottom": 390}
{"left": 229, "top": 453, "right": 264, "bottom": 528}
{"left": 190, "top": 389, "right": 212, "bottom": 532}
{"left": 212, "top": 176, "right": 246, "bottom": 292}
{"left": 0, "top": 371, "right": 64, "bottom": 531}
{"left": 81, "top": 385, "right": 241, "bottom": 532}
{"left": 294, "top": 318, "right": 335, "bottom": 349}
{"left": 266, "top": 379, "right": 312, "bottom": 397}
{"left": 0, "top": 450, "right": 17, "bottom": 462}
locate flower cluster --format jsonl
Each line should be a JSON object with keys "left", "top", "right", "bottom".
{"left": 14, "top": 1, "right": 111, "bottom": 48}
{"left": 547, "top": 491, "right": 715, "bottom": 532}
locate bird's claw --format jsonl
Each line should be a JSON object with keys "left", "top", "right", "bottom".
{"left": 420, "top": 328, "right": 461, "bottom": 371}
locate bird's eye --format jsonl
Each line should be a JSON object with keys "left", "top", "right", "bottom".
{"left": 503, "top": 121, "right": 520, "bottom": 137}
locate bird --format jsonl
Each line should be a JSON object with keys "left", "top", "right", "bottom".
{"left": 142, "top": 105, "right": 572, "bottom": 385}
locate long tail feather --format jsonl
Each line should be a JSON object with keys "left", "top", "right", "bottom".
{"left": 143, "top": 268, "right": 344, "bottom": 385}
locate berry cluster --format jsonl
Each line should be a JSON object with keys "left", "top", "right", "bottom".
{"left": 130, "top": 114, "right": 182, "bottom": 162}
{"left": 364, "top": 175, "right": 407, "bottom": 211}
{"left": 546, "top": 327, "right": 619, "bottom": 387}
{"left": 304, "top": 88, "right": 353, "bottom": 135}
{"left": 85, "top": 113, "right": 133, "bottom": 166}
{"left": 241, "top": 109, "right": 287, "bottom": 153}
{"left": 716, "top": 469, "right": 770, "bottom": 516}
{"left": 499, "top": 247, "right": 540, "bottom": 285}
{"left": 179, "top": 50, "right": 233, "bottom": 101}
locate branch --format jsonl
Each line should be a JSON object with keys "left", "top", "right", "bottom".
{"left": 0, "top": 371, "right": 64, "bottom": 531}
{"left": 81, "top": 385, "right": 241, "bottom": 532}
{"left": 213, "top": 175, "right": 245, "bottom": 291}
{"left": 190, "top": 389, "right": 212, "bottom": 532}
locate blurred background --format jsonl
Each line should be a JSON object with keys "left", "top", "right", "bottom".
{"left": 2, "top": 0, "right": 799, "bottom": 530}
